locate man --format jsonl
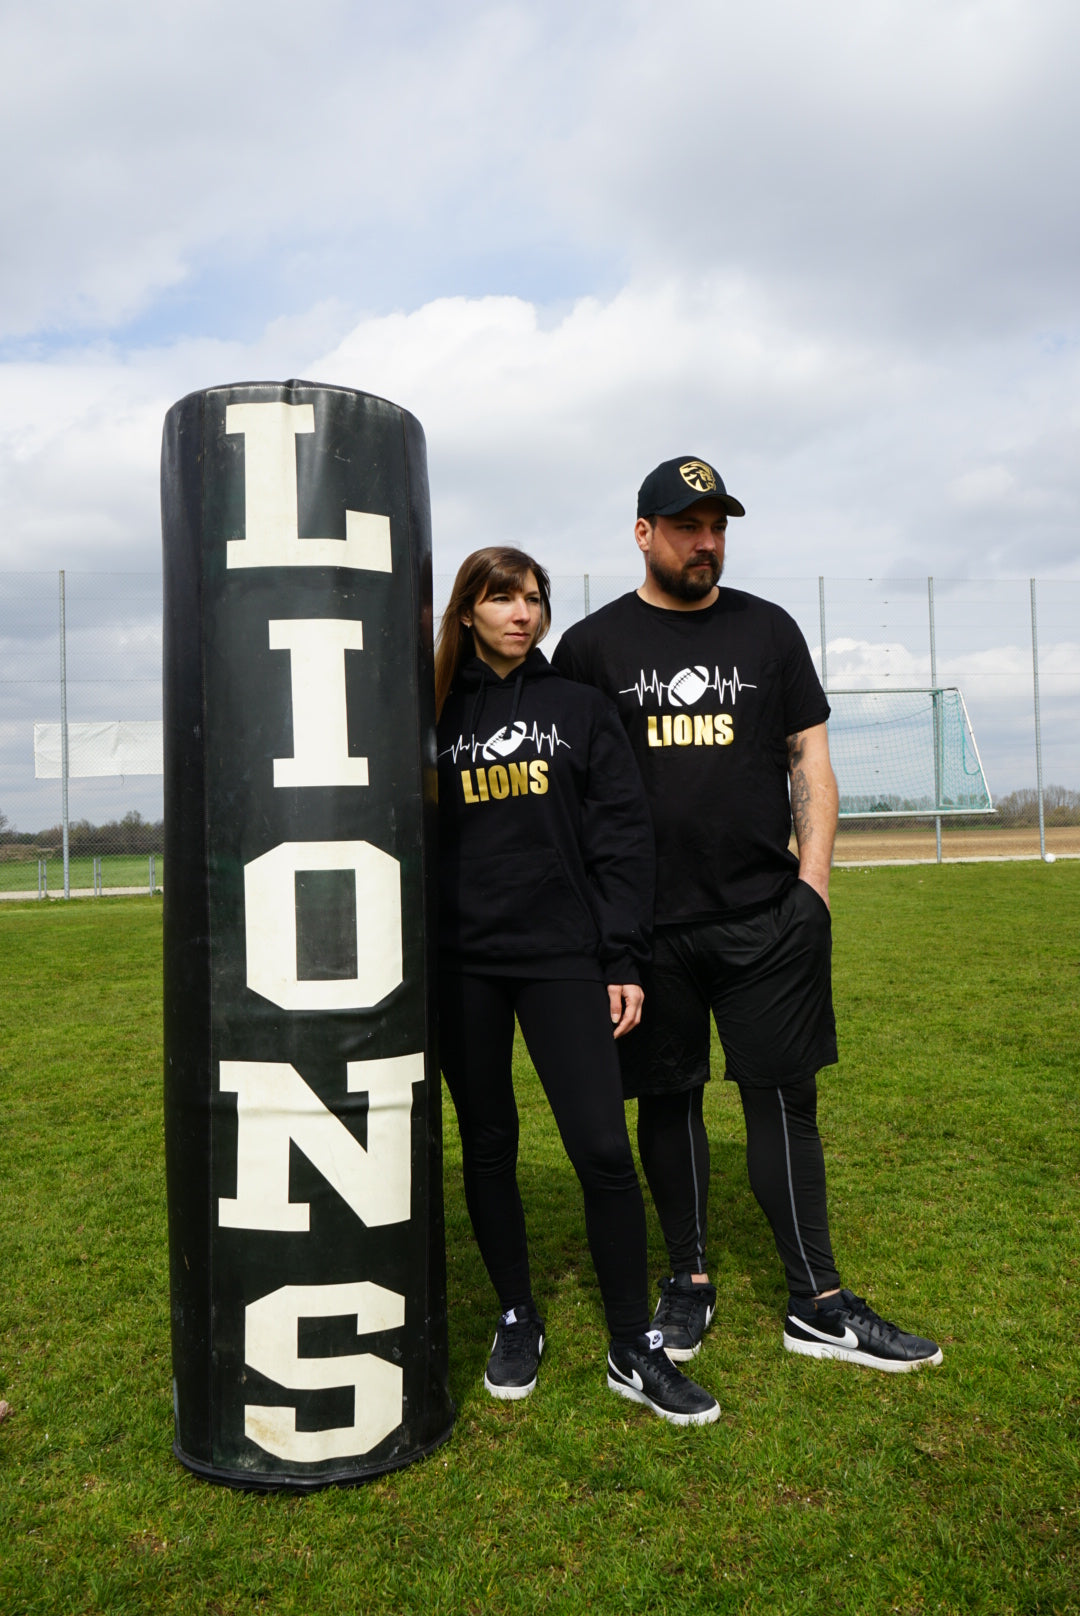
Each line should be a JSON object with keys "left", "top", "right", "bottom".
{"left": 552, "top": 456, "right": 941, "bottom": 1372}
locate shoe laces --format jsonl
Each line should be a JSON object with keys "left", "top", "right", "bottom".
{"left": 496, "top": 1312, "right": 539, "bottom": 1365}
{"left": 836, "top": 1290, "right": 899, "bottom": 1337}
{"left": 641, "top": 1338, "right": 689, "bottom": 1386}
{"left": 656, "top": 1282, "right": 704, "bottom": 1328}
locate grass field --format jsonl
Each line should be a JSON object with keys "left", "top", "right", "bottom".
{"left": 1, "top": 866, "right": 1078, "bottom": 1615}
{"left": 0, "top": 856, "right": 160, "bottom": 895}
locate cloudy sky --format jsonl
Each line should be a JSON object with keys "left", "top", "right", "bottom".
{"left": 1, "top": 0, "right": 1077, "bottom": 821}
{"left": 3, "top": 0, "right": 1079, "bottom": 581}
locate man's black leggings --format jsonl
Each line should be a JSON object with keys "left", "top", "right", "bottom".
{"left": 439, "top": 974, "right": 650, "bottom": 1341}
{"left": 637, "top": 1077, "right": 840, "bottom": 1299}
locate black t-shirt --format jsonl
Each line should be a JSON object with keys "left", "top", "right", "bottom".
{"left": 552, "top": 589, "right": 829, "bottom": 924}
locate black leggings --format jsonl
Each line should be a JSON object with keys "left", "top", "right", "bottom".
{"left": 439, "top": 974, "right": 650, "bottom": 1341}
{"left": 637, "top": 1077, "right": 840, "bottom": 1299}
{"left": 636, "top": 1087, "right": 711, "bottom": 1274}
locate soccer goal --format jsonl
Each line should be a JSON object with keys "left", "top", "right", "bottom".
{"left": 825, "top": 688, "right": 993, "bottom": 818}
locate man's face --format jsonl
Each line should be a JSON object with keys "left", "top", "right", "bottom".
{"left": 635, "top": 499, "right": 727, "bottom": 603}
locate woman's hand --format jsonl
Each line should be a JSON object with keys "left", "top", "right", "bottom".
{"left": 607, "top": 983, "right": 644, "bottom": 1039}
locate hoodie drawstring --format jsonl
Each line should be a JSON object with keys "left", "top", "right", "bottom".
{"left": 467, "top": 681, "right": 487, "bottom": 744}
{"left": 466, "top": 664, "right": 525, "bottom": 749}
{"left": 507, "top": 670, "right": 524, "bottom": 731}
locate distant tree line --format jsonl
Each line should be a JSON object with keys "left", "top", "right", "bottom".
{"left": 994, "top": 786, "right": 1080, "bottom": 826}
{"left": 1, "top": 788, "right": 1077, "bottom": 858}
{"left": 0, "top": 810, "right": 164, "bottom": 858}
{"left": 835, "top": 784, "right": 1080, "bottom": 832}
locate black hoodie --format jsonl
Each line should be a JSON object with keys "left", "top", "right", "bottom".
{"left": 436, "top": 649, "right": 655, "bottom": 982}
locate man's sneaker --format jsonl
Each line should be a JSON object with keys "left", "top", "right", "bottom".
{"left": 607, "top": 1330, "right": 720, "bottom": 1426}
{"left": 651, "top": 1273, "right": 717, "bottom": 1361}
{"left": 783, "top": 1289, "right": 943, "bottom": 1373}
{"left": 484, "top": 1304, "right": 545, "bottom": 1400}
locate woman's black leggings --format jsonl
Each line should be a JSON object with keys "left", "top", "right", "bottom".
{"left": 439, "top": 974, "right": 650, "bottom": 1341}
{"left": 637, "top": 1077, "right": 840, "bottom": 1299}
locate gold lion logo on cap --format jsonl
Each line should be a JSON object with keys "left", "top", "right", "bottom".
{"left": 679, "top": 460, "right": 717, "bottom": 494}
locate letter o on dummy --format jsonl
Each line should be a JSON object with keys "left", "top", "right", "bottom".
{"left": 161, "top": 380, "right": 453, "bottom": 1489}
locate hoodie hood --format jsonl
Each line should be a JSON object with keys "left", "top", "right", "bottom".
{"left": 456, "top": 646, "right": 557, "bottom": 690}
{"left": 457, "top": 648, "right": 559, "bottom": 748}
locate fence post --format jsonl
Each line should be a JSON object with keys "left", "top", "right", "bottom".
{"left": 38, "top": 858, "right": 46, "bottom": 899}
{"left": 94, "top": 855, "right": 102, "bottom": 896}
{"left": 928, "top": 577, "right": 942, "bottom": 864}
{"left": 818, "top": 576, "right": 828, "bottom": 691}
{"left": 583, "top": 573, "right": 590, "bottom": 617}
{"left": 1030, "top": 578, "right": 1047, "bottom": 861}
{"left": 59, "top": 570, "right": 70, "bottom": 899}
{"left": 149, "top": 853, "right": 155, "bottom": 894}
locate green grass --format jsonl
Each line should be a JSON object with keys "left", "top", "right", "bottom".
{"left": 0, "top": 855, "right": 161, "bottom": 894}
{"left": 1, "top": 867, "right": 1078, "bottom": 1614}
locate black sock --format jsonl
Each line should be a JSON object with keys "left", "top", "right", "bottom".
{"left": 789, "top": 1289, "right": 845, "bottom": 1317}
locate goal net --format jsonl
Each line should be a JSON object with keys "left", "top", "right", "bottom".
{"left": 825, "top": 688, "right": 993, "bottom": 818}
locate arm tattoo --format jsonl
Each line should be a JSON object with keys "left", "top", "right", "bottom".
{"left": 790, "top": 766, "right": 812, "bottom": 847}
{"left": 787, "top": 732, "right": 812, "bottom": 847}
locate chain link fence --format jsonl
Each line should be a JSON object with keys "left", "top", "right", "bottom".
{"left": 444, "top": 571, "right": 1080, "bottom": 866}
{"left": 2, "top": 570, "right": 1077, "bottom": 895}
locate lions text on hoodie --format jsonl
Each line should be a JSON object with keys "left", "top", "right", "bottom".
{"left": 436, "top": 650, "right": 654, "bottom": 982}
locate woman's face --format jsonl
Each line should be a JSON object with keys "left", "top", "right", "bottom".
{"left": 465, "top": 571, "right": 543, "bottom": 676}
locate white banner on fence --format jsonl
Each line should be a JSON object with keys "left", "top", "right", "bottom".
{"left": 34, "top": 720, "right": 164, "bottom": 778}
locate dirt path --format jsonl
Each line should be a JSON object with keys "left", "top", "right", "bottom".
{"left": 830, "top": 825, "right": 1080, "bottom": 864}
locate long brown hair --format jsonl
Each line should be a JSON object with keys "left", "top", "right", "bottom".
{"left": 434, "top": 547, "right": 552, "bottom": 718}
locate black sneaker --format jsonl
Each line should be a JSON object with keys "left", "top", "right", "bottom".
{"left": 607, "top": 1329, "right": 720, "bottom": 1425}
{"left": 783, "top": 1289, "right": 943, "bottom": 1373}
{"left": 651, "top": 1273, "right": 717, "bottom": 1361}
{"left": 484, "top": 1304, "right": 545, "bottom": 1400}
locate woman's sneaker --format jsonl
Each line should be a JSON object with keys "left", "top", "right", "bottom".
{"left": 651, "top": 1273, "right": 717, "bottom": 1361}
{"left": 783, "top": 1289, "right": 943, "bottom": 1372}
{"left": 607, "top": 1330, "right": 720, "bottom": 1425}
{"left": 484, "top": 1303, "right": 545, "bottom": 1400}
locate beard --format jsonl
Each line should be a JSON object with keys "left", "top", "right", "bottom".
{"left": 647, "top": 549, "right": 722, "bottom": 602}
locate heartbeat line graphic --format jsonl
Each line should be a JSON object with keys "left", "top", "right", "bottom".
{"left": 619, "top": 665, "right": 758, "bottom": 707}
{"left": 439, "top": 721, "right": 571, "bottom": 763}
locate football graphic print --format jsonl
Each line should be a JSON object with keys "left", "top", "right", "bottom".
{"left": 667, "top": 666, "right": 710, "bottom": 707}
{"left": 481, "top": 721, "right": 528, "bottom": 760}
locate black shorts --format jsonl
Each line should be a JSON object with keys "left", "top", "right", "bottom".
{"left": 618, "top": 880, "right": 838, "bottom": 1096}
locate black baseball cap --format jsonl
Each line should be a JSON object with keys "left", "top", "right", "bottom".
{"left": 637, "top": 457, "right": 746, "bottom": 520}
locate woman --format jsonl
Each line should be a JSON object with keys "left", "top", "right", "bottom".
{"left": 435, "top": 546, "right": 718, "bottom": 1425}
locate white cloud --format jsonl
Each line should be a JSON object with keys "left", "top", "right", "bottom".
{"left": 556, "top": 0, "right": 1080, "bottom": 341}
{"left": 0, "top": 0, "right": 594, "bottom": 336}
{"left": 2, "top": 2, "right": 1077, "bottom": 583}
{"left": 4, "top": 0, "right": 1078, "bottom": 349}
{"left": 313, "top": 282, "right": 1080, "bottom": 579}
{"left": 3, "top": 0, "right": 1079, "bottom": 823}
{"left": 3, "top": 277, "right": 1080, "bottom": 582}
{"left": 948, "top": 467, "right": 1017, "bottom": 508}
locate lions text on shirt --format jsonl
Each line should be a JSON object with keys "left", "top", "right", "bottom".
{"left": 552, "top": 590, "right": 830, "bottom": 924}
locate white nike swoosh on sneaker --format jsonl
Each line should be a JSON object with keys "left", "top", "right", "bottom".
{"left": 609, "top": 1360, "right": 644, "bottom": 1390}
{"left": 790, "top": 1317, "right": 859, "bottom": 1349}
